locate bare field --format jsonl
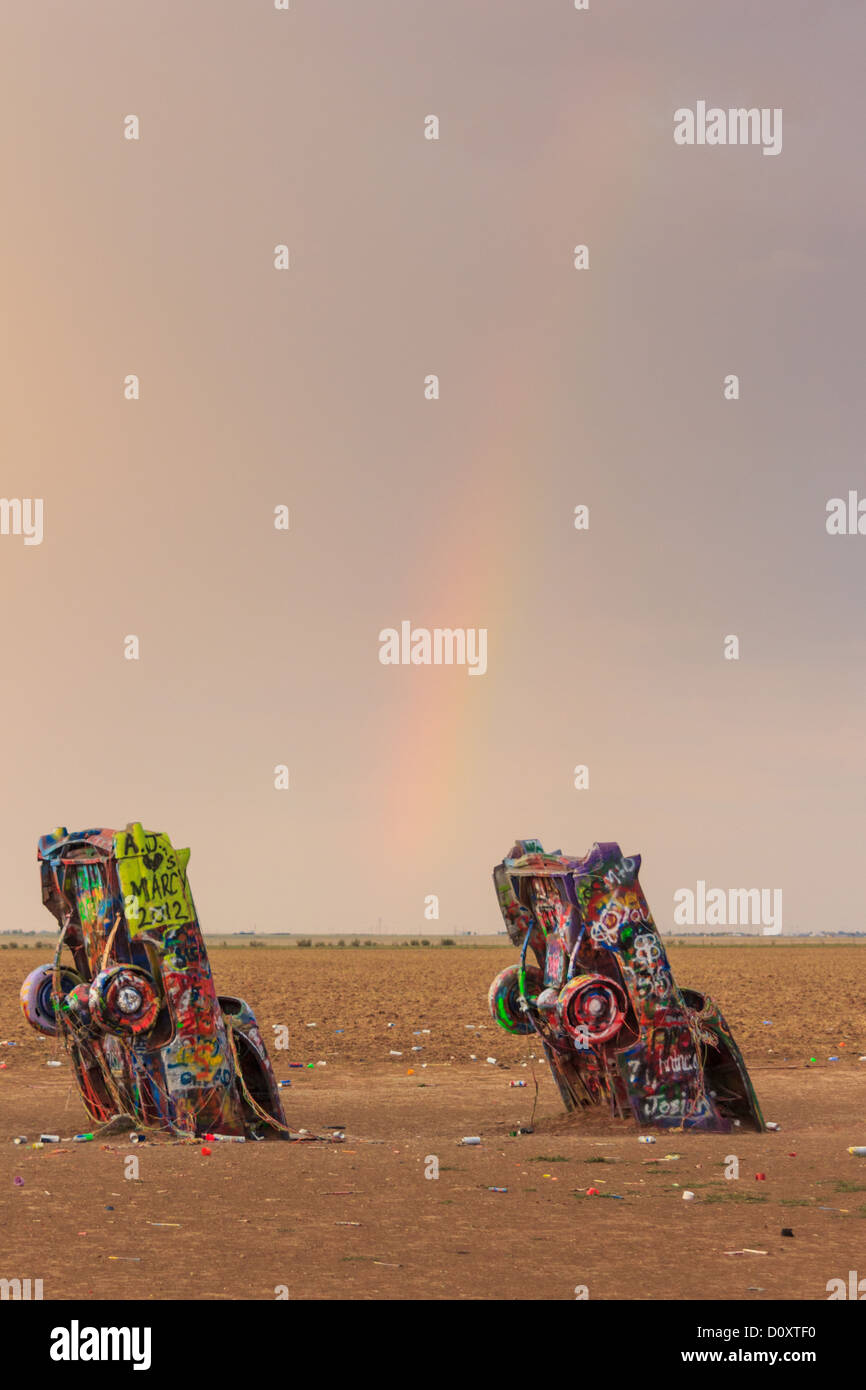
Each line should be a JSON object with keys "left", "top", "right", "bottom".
{"left": 1, "top": 946, "right": 865, "bottom": 1301}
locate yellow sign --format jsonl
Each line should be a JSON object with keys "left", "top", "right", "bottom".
{"left": 114, "top": 823, "right": 194, "bottom": 937}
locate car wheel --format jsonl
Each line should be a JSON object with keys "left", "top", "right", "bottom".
{"left": 488, "top": 964, "right": 543, "bottom": 1034}
{"left": 20, "top": 964, "right": 84, "bottom": 1035}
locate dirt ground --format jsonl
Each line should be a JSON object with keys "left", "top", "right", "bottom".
{"left": 1, "top": 945, "right": 865, "bottom": 1301}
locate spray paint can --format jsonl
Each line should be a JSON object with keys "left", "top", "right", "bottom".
{"left": 848, "top": 1146, "right": 866, "bottom": 1156}
{"left": 460, "top": 1136, "right": 482, "bottom": 1145}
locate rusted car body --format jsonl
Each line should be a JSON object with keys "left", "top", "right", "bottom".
{"left": 489, "top": 839, "right": 764, "bottom": 1132}
{"left": 21, "top": 824, "right": 287, "bottom": 1138}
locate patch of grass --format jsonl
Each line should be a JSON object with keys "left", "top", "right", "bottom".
{"left": 702, "top": 1192, "right": 768, "bottom": 1204}
{"left": 582, "top": 1156, "right": 617, "bottom": 1164}
{"left": 529, "top": 1155, "right": 570, "bottom": 1163}
{"left": 834, "top": 1180, "right": 866, "bottom": 1193}
{"left": 779, "top": 1198, "right": 814, "bottom": 1207}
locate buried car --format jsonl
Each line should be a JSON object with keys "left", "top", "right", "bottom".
{"left": 21, "top": 823, "right": 288, "bottom": 1138}
{"left": 489, "top": 839, "right": 764, "bottom": 1132}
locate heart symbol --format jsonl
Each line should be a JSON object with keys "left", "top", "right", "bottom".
{"left": 143, "top": 852, "right": 164, "bottom": 872}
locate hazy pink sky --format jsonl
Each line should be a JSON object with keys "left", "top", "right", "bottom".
{"left": 1, "top": 2, "right": 863, "bottom": 936}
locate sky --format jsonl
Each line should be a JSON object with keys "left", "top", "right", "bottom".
{"left": 1, "top": 1, "right": 863, "bottom": 937}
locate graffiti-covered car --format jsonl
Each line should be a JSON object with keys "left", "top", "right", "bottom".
{"left": 489, "top": 839, "right": 764, "bottom": 1132}
{"left": 20, "top": 823, "right": 288, "bottom": 1139}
